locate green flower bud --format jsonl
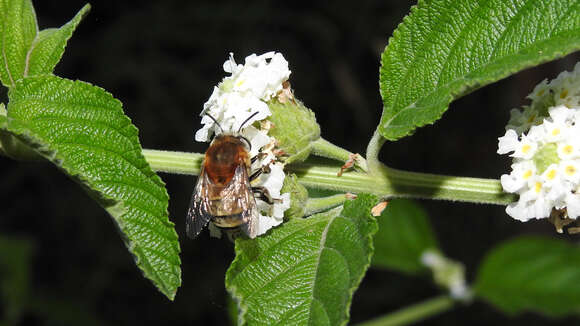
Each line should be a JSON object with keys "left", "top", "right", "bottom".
{"left": 267, "top": 98, "right": 320, "bottom": 164}
{"left": 280, "top": 173, "right": 308, "bottom": 219}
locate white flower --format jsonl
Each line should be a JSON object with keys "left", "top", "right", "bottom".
{"left": 506, "top": 106, "right": 542, "bottom": 134}
{"left": 565, "top": 192, "right": 580, "bottom": 219}
{"left": 560, "top": 160, "right": 580, "bottom": 184}
{"left": 526, "top": 79, "right": 549, "bottom": 102}
{"left": 196, "top": 52, "right": 292, "bottom": 238}
{"left": 500, "top": 161, "right": 536, "bottom": 193}
{"left": 254, "top": 162, "right": 292, "bottom": 236}
{"left": 552, "top": 62, "right": 580, "bottom": 108}
{"left": 498, "top": 62, "right": 580, "bottom": 226}
{"left": 497, "top": 129, "right": 519, "bottom": 154}
{"left": 226, "top": 52, "right": 291, "bottom": 100}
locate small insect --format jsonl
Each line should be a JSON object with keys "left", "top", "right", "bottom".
{"left": 186, "top": 112, "right": 275, "bottom": 239}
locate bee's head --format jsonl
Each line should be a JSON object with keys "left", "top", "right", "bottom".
{"left": 205, "top": 111, "right": 260, "bottom": 151}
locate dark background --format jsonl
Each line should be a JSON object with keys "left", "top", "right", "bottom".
{"left": 1, "top": 1, "right": 580, "bottom": 325}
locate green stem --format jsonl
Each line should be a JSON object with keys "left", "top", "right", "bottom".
{"left": 311, "top": 138, "right": 368, "bottom": 172}
{"left": 356, "top": 295, "right": 455, "bottom": 326}
{"left": 366, "top": 128, "right": 386, "bottom": 172}
{"left": 142, "top": 149, "right": 515, "bottom": 205}
{"left": 304, "top": 194, "right": 347, "bottom": 216}
{"left": 143, "top": 149, "right": 204, "bottom": 175}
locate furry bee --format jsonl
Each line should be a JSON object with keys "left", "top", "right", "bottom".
{"left": 186, "top": 113, "right": 272, "bottom": 239}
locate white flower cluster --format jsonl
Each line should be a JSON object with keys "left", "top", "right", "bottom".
{"left": 197, "top": 52, "right": 292, "bottom": 237}
{"left": 498, "top": 62, "right": 580, "bottom": 223}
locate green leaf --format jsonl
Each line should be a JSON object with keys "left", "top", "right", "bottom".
{"left": 474, "top": 236, "right": 580, "bottom": 316}
{"left": 379, "top": 0, "right": 580, "bottom": 140}
{"left": 226, "top": 194, "right": 378, "bottom": 326}
{"left": 372, "top": 199, "right": 439, "bottom": 274}
{"left": 0, "top": 0, "right": 88, "bottom": 87}
{"left": 6, "top": 75, "right": 181, "bottom": 300}
{"left": 26, "top": 4, "right": 90, "bottom": 77}
{"left": 0, "top": 236, "right": 34, "bottom": 324}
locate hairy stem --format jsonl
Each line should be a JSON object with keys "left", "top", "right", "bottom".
{"left": 355, "top": 295, "right": 455, "bottom": 326}
{"left": 304, "top": 194, "right": 348, "bottom": 216}
{"left": 142, "top": 149, "right": 515, "bottom": 205}
{"left": 143, "top": 149, "right": 203, "bottom": 175}
{"left": 366, "top": 128, "right": 386, "bottom": 172}
{"left": 311, "top": 138, "right": 368, "bottom": 172}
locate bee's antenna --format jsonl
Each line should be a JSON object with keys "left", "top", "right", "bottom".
{"left": 238, "top": 111, "right": 260, "bottom": 133}
{"left": 205, "top": 113, "right": 224, "bottom": 134}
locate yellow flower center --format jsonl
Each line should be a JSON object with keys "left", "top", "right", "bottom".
{"left": 551, "top": 128, "right": 561, "bottom": 136}
{"left": 522, "top": 144, "right": 532, "bottom": 154}
{"left": 523, "top": 170, "right": 533, "bottom": 179}
{"left": 565, "top": 165, "right": 577, "bottom": 176}
{"left": 535, "top": 181, "right": 542, "bottom": 193}
{"left": 561, "top": 89, "right": 569, "bottom": 99}
{"left": 546, "top": 169, "right": 557, "bottom": 180}
{"left": 563, "top": 144, "right": 574, "bottom": 155}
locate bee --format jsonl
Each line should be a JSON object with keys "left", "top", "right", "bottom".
{"left": 186, "top": 112, "right": 274, "bottom": 239}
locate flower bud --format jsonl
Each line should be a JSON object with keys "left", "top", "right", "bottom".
{"left": 267, "top": 98, "right": 320, "bottom": 164}
{"left": 279, "top": 173, "right": 308, "bottom": 219}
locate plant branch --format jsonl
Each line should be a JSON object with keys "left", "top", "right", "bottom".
{"left": 311, "top": 137, "right": 368, "bottom": 172}
{"left": 142, "top": 149, "right": 203, "bottom": 175}
{"left": 355, "top": 295, "right": 455, "bottom": 326}
{"left": 142, "top": 149, "right": 515, "bottom": 205}
{"left": 304, "top": 194, "right": 347, "bottom": 216}
{"left": 366, "top": 128, "right": 386, "bottom": 172}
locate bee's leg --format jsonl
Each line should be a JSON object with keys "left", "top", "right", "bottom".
{"left": 251, "top": 152, "right": 268, "bottom": 164}
{"left": 252, "top": 186, "right": 282, "bottom": 205}
{"left": 249, "top": 164, "right": 272, "bottom": 182}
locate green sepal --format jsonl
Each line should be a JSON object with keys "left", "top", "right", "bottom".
{"left": 267, "top": 99, "right": 320, "bottom": 164}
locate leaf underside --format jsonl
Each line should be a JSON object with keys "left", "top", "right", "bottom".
{"left": 6, "top": 75, "right": 181, "bottom": 300}
{"left": 379, "top": 0, "right": 580, "bottom": 140}
{"left": 226, "top": 194, "right": 378, "bottom": 326}
{"left": 475, "top": 236, "right": 580, "bottom": 316}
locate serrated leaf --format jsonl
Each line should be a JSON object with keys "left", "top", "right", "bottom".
{"left": 26, "top": 4, "right": 90, "bottom": 77}
{"left": 379, "top": 0, "right": 580, "bottom": 140}
{"left": 0, "top": 0, "right": 88, "bottom": 87}
{"left": 474, "top": 236, "right": 580, "bottom": 316}
{"left": 372, "top": 199, "right": 439, "bottom": 274}
{"left": 226, "top": 194, "right": 378, "bottom": 326}
{"left": 5, "top": 75, "right": 181, "bottom": 300}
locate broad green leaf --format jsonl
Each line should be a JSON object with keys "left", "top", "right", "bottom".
{"left": 0, "top": 0, "right": 36, "bottom": 87}
{"left": 26, "top": 5, "right": 90, "bottom": 77}
{"left": 474, "top": 236, "right": 580, "bottom": 316}
{"left": 226, "top": 194, "right": 378, "bottom": 326}
{"left": 0, "top": 236, "right": 33, "bottom": 324}
{"left": 0, "top": 0, "right": 88, "bottom": 87}
{"left": 379, "top": 0, "right": 580, "bottom": 140}
{"left": 6, "top": 75, "right": 181, "bottom": 300}
{"left": 372, "top": 199, "right": 439, "bottom": 274}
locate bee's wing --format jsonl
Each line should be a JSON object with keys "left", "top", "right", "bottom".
{"left": 186, "top": 167, "right": 213, "bottom": 238}
{"left": 221, "top": 164, "right": 259, "bottom": 238}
